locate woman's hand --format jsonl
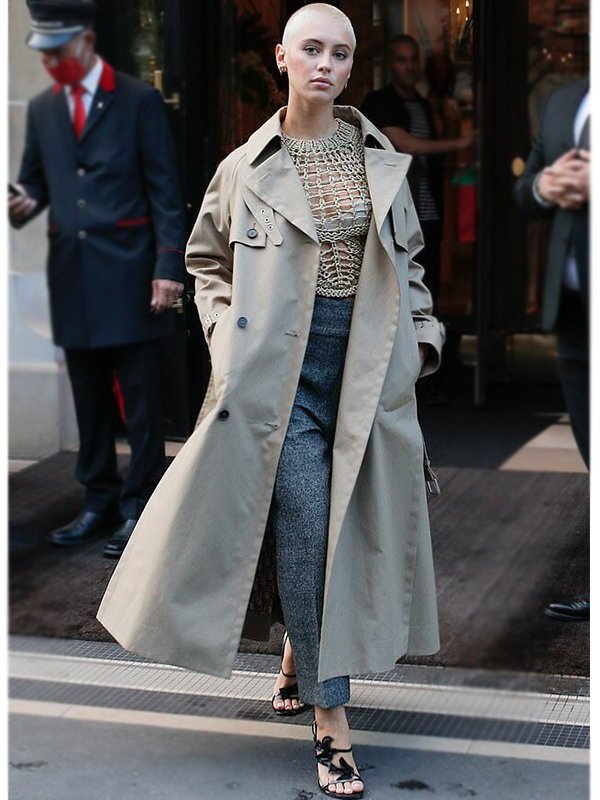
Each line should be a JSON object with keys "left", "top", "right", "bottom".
{"left": 418, "top": 344, "right": 428, "bottom": 368}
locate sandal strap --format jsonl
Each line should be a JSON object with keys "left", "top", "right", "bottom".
{"left": 315, "top": 733, "right": 352, "bottom": 763}
{"left": 279, "top": 631, "right": 297, "bottom": 679}
{"left": 321, "top": 756, "right": 357, "bottom": 780}
{"left": 274, "top": 683, "right": 300, "bottom": 702}
{"left": 312, "top": 722, "right": 360, "bottom": 780}
{"left": 280, "top": 667, "right": 297, "bottom": 679}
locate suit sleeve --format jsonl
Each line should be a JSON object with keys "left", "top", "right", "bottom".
{"left": 513, "top": 91, "right": 556, "bottom": 221}
{"left": 12, "top": 101, "right": 49, "bottom": 229}
{"left": 186, "top": 157, "right": 235, "bottom": 343}
{"left": 139, "top": 88, "right": 187, "bottom": 282}
{"left": 401, "top": 182, "right": 445, "bottom": 377}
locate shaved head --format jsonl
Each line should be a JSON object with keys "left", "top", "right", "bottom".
{"left": 282, "top": 3, "right": 356, "bottom": 49}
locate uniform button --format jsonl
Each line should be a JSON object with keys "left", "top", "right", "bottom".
{"left": 237, "top": 317, "right": 248, "bottom": 328}
{"left": 77, "top": 199, "right": 86, "bottom": 208}
{"left": 247, "top": 228, "right": 258, "bottom": 239}
{"left": 77, "top": 168, "right": 86, "bottom": 177}
{"left": 218, "top": 409, "right": 230, "bottom": 420}
{"left": 78, "top": 230, "right": 87, "bottom": 239}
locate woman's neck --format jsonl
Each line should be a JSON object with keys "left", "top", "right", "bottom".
{"left": 281, "top": 97, "right": 338, "bottom": 140}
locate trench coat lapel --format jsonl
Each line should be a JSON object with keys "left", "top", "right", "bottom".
{"left": 365, "top": 147, "right": 411, "bottom": 241}
{"left": 325, "top": 215, "right": 401, "bottom": 592}
{"left": 323, "top": 136, "right": 411, "bottom": 578}
{"left": 243, "top": 106, "right": 411, "bottom": 246}
{"left": 244, "top": 148, "right": 319, "bottom": 243}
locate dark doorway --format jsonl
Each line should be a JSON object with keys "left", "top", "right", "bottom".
{"left": 94, "top": 0, "right": 217, "bottom": 437}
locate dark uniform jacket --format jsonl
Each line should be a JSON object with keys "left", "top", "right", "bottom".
{"left": 361, "top": 84, "right": 444, "bottom": 220}
{"left": 14, "top": 61, "right": 187, "bottom": 348}
{"left": 514, "top": 78, "right": 589, "bottom": 331}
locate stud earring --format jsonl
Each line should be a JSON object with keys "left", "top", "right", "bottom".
{"left": 279, "top": 65, "right": 287, "bottom": 74}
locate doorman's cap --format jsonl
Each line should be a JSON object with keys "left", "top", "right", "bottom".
{"left": 26, "top": 0, "right": 97, "bottom": 50}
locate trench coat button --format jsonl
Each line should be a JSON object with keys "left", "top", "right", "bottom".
{"left": 77, "top": 198, "right": 86, "bottom": 208}
{"left": 237, "top": 316, "right": 248, "bottom": 328}
{"left": 77, "top": 168, "right": 86, "bottom": 177}
{"left": 78, "top": 230, "right": 87, "bottom": 239}
{"left": 218, "top": 409, "right": 230, "bottom": 420}
{"left": 247, "top": 228, "right": 258, "bottom": 239}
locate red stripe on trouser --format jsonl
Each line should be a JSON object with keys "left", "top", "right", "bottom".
{"left": 112, "top": 374, "right": 126, "bottom": 424}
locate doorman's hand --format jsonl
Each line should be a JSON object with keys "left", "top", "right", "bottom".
{"left": 537, "top": 149, "right": 589, "bottom": 209}
{"left": 555, "top": 149, "right": 590, "bottom": 207}
{"left": 150, "top": 279, "right": 184, "bottom": 314}
{"left": 8, "top": 183, "right": 37, "bottom": 221}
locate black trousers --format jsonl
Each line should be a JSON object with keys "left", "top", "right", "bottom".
{"left": 65, "top": 340, "right": 166, "bottom": 520}
{"left": 555, "top": 290, "right": 589, "bottom": 468}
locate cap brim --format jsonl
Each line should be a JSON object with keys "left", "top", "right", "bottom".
{"left": 26, "top": 29, "right": 82, "bottom": 50}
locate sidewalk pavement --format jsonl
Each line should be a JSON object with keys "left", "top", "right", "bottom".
{"left": 9, "top": 636, "right": 589, "bottom": 800}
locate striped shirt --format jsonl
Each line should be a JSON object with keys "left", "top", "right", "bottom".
{"left": 404, "top": 101, "right": 439, "bottom": 221}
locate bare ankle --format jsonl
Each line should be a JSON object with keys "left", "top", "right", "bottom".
{"left": 315, "top": 704, "right": 348, "bottom": 731}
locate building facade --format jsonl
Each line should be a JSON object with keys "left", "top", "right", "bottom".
{"left": 8, "top": 0, "right": 589, "bottom": 456}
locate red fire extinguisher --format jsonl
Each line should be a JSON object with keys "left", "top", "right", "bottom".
{"left": 451, "top": 163, "right": 476, "bottom": 243}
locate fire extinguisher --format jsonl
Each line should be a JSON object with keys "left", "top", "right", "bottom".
{"left": 451, "top": 163, "right": 476, "bottom": 243}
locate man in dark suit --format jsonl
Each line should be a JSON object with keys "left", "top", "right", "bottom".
{"left": 514, "top": 77, "right": 590, "bottom": 621}
{"left": 9, "top": 0, "right": 187, "bottom": 558}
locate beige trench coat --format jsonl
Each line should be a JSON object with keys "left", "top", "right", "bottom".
{"left": 98, "top": 106, "right": 444, "bottom": 682}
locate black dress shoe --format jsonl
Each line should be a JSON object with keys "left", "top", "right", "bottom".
{"left": 103, "top": 519, "right": 137, "bottom": 559}
{"left": 48, "top": 510, "right": 116, "bottom": 547}
{"left": 544, "top": 598, "right": 590, "bottom": 621}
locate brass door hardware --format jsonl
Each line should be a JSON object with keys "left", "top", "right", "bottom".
{"left": 153, "top": 70, "right": 181, "bottom": 110}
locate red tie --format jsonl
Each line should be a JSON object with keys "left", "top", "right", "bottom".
{"left": 71, "top": 84, "right": 86, "bottom": 139}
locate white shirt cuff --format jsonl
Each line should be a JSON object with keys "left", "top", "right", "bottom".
{"left": 532, "top": 173, "right": 555, "bottom": 208}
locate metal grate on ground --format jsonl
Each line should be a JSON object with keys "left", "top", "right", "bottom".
{"left": 9, "top": 636, "right": 589, "bottom": 752}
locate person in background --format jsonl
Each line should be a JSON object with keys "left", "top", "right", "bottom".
{"left": 361, "top": 34, "right": 474, "bottom": 322}
{"left": 425, "top": 52, "right": 461, "bottom": 141}
{"left": 362, "top": 35, "right": 475, "bottom": 403}
{"left": 514, "top": 77, "right": 590, "bottom": 622}
{"left": 9, "top": 0, "right": 186, "bottom": 559}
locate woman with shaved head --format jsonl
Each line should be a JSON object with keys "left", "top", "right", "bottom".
{"left": 99, "top": 4, "right": 444, "bottom": 797}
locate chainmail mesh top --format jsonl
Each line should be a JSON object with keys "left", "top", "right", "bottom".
{"left": 282, "top": 119, "right": 372, "bottom": 298}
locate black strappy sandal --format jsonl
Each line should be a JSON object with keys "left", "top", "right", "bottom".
{"left": 271, "top": 632, "right": 309, "bottom": 717}
{"left": 312, "top": 720, "right": 364, "bottom": 798}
